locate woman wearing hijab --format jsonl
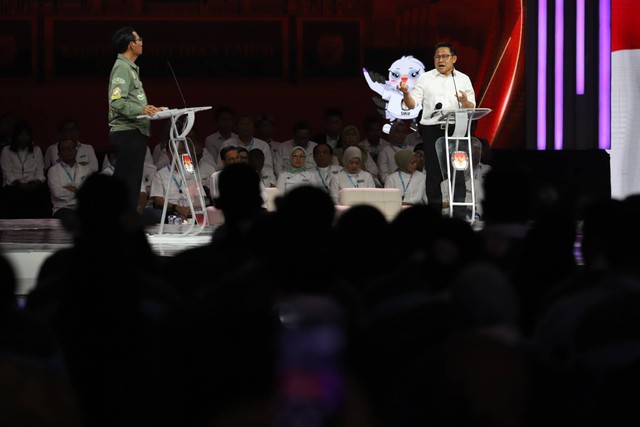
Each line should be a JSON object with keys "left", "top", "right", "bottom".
{"left": 329, "top": 146, "right": 375, "bottom": 204}
{"left": 276, "top": 146, "right": 313, "bottom": 194}
{"left": 334, "top": 125, "right": 380, "bottom": 185}
{"left": 384, "top": 148, "right": 427, "bottom": 205}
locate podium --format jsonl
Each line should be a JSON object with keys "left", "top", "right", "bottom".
{"left": 139, "top": 106, "right": 212, "bottom": 236}
{"left": 434, "top": 108, "right": 491, "bottom": 222}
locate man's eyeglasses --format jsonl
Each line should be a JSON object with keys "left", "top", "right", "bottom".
{"left": 133, "top": 37, "right": 143, "bottom": 44}
{"left": 434, "top": 54, "right": 452, "bottom": 60}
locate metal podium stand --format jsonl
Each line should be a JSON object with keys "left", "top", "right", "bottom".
{"left": 140, "top": 106, "right": 211, "bottom": 236}
{"left": 435, "top": 108, "right": 491, "bottom": 222}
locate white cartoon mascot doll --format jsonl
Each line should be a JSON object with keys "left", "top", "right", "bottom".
{"left": 363, "top": 55, "right": 425, "bottom": 130}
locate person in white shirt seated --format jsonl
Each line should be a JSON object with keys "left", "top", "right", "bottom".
{"left": 0, "top": 120, "right": 49, "bottom": 218}
{"left": 47, "top": 138, "right": 92, "bottom": 222}
{"left": 150, "top": 141, "right": 201, "bottom": 223}
{"left": 274, "top": 121, "right": 319, "bottom": 176}
{"left": 377, "top": 120, "right": 408, "bottom": 183}
{"left": 203, "top": 106, "right": 238, "bottom": 161}
{"left": 44, "top": 119, "right": 99, "bottom": 173}
{"left": 218, "top": 116, "right": 275, "bottom": 182}
{"left": 384, "top": 149, "right": 427, "bottom": 206}
{"left": 308, "top": 142, "right": 342, "bottom": 193}
{"left": 189, "top": 136, "right": 216, "bottom": 205}
{"left": 254, "top": 114, "right": 282, "bottom": 165}
{"left": 249, "top": 148, "right": 276, "bottom": 188}
{"left": 276, "top": 146, "right": 314, "bottom": 195}
{"left": 209, "top": 146, "right": 239, "bottom": 202}
{"left": 334, "top": 124, "right": 380, "bottom": 186}
{"left": 360, "top": 115, "right": 390, "bottom": 164}
{"left": 329, "top": 146, "right": 375, "bottom": 204}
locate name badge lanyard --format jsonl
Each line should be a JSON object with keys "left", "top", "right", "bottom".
{"left": 398, "top": 171, "right": 412, "bottom": 200}
{"left": 61, "top": 163, "right": 76, "bottom": 184}
{"left": 347, "top": 174, "right": 359, "bottom": 188}
{"left": 316, "top": 167, "right": 329, "bottom": 190}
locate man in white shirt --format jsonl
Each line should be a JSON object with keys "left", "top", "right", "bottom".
{"left": 399, "top": 41, "right": 476, "bottom": 213}
{"left": 359, "top": 115, "right": 390, "bottom": 164}
{"left": 308, "top": 142, "right": 342, "bottom": 192}
{"left": 209, "top": 146, "right": 239, "bottom": 202}
{"left": 150, "top": 141, "right": 200, "bottom": 222}
{"left": 191, "top": 136, "right": 216, "bottom": 204}
{"left": 218, "top": 116, "right": 275, "bottom": 182}
{"left": 254, "top": 114, "right": 282, "bottom": 164}
{"left": 44, "top": 119, "right": 99, "bottom": 173}
{"left": 47, "top": 139, "right": 91, "bottom": 220}
{"left": 204, "top": 106, "right": 238, "bottom": 161}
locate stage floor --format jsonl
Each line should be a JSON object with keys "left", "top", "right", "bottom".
{"left": 0, "top": 219, "right": 215, "bottom": 295}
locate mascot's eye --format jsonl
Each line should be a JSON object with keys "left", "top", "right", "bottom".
{"left": 391, "top": 72, "right": 400, "bottom": 78}
{"left": 411, "top": 71, "right": 419, "bottom": 78}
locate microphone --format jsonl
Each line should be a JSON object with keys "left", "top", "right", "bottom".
{"left": 429, "top": 102, "right": 443, "bottom": 118}
{"left": 452, "top": 66, "right": 461, "bottom": 108}
{"left": 167, "top": 60, "right": 187, "bottom": 109}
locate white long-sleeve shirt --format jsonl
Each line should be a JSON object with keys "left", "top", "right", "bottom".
{"left": 410, "top": 68, "right": 476, "bottom": 126}
{"left": 44, "top": 141, "right": 99, "bottom": 173}
{"left": 377, "top": 144, "right": 403, "bottom": 183}
{"left": 308, "top": 164, "right": 343, "bottom": 192}
{"left": 329, "top": 169, "right": 375, "bottom": 204}
{"left": 360, "top": 138, "right": 390, "bottom": 163}
{"left": 384, "top": 170, "right": 427, "bottom": 205}
{"left": 150, "top": 166, "right": 199, "bottom": 206}
{"left": 47, "top": 161, "right": 91, "bottom": 213}
{"left": 204, "top": 132, "right": 238, "bottom": 162}
{"left": 1, "top": 145, "right": 45, "bottom": 186}
{"left": 276, "top": 170, "right": 314, "bottom": 194}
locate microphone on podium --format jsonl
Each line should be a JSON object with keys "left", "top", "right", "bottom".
{"left": 452, "top": 66, "right": 462, "bottom": 108}
{"left": 167, "top": 60, "right": 187, "bottom": 109}
{"left": 430, "top": 102, "right": 443, "bottom": 118}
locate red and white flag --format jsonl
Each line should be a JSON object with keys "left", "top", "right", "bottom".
{"left": 611, "top": 0, "right": 640, "bottom": 198}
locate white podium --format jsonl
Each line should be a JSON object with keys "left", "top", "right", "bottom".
{"left": 139, "top": 106, "right": 212, "bottom": 236}
{"left": 435, "top": 108, "right": 491, "bottom": 222}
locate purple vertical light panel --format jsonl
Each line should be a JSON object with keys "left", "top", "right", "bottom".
{"left": 599, "top": 0, "right": 611, "bottom": 149}
{"left": 537, "top": 0, "right": 547, "bottom": 150}
{"left": 576, "top": 0, "right": 585, "bottom": 94}
{"left": 555, "top": 0, "right": 564, "bottom": 150}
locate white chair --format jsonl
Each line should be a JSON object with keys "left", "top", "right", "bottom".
{"left": 337, "top": 188, "right": 403, "bottom": 221}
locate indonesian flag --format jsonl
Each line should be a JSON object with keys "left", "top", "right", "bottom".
{"left": 611, "top": 0, "right": 640, "bottom": 198}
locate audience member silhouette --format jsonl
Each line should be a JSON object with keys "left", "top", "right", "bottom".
{"left": 27, "top": 173, "right": 179, "bottom": 427}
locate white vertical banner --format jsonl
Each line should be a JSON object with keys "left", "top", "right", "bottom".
{"left": 610, "top": 1, "right": 640, "bottom": 198}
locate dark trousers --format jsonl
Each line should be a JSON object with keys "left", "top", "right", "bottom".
{"left": 420, "top": 124, "right": 467, "bottom": 217}
{"left": 421, "top": 124, "right": 445, "bottom": 213}
{"left": 109, "top": 129, "right": 148, "bottom": 211}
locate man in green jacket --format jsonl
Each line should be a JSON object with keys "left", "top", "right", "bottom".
{"left": 108, "top": 27, "right": 161, "bottom": 212}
